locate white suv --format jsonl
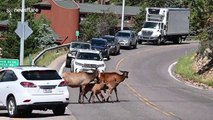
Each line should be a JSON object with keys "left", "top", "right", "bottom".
{"left": 0, "top": 66, "right": 69, "bottom": 117}
{"left": 71, "top": 49, "right": 106, "bottom": 72}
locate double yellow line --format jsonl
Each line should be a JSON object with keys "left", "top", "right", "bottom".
{"left": 115, "top": 53, "right": 180, "bottom": 119}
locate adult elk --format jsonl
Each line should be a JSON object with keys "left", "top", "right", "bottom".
{"left": 62, "top": 69, "right": 99, "bottom": 103}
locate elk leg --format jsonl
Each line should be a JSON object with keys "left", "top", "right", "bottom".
{"left": 84, "top": 94, "right": 90, "bottom": 102}
{"left": 98, "top": 92, "right": 105, "bottom": 102}
{"left": 114, "top": 87, "right": 119, "bottom": 102}
{"left": 78, "top": 87, "right": 82, "bottom": 103}
{"left": 88, "top": 92, "right": 93, "bottom": 103}
{"left": 96, "top": 93, "right": 101, "bottom": 102}
{"left": 92, "top": 92, "right": 96, "bottom": 103}
{"left": 81, "top": 85, "right": 86, "bottom": 103}
{"left": 106, "top": 88, "right": 113, "bottom": 102}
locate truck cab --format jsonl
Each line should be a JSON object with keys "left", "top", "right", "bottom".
{"left": 138, "top": 7, "right": 190, "bottom": 45}
{"left": 138, "top": 21, "right": 164, "bottom": 44}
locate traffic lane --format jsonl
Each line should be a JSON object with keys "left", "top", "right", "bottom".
{"left": 122, "top": 42, "right": 213, "bottom": 120}
{"left": 65, "top": 45, "right": 179, "bottom": 120}
{"left": 66, "top": 76, "right": 176, "bottom": 120}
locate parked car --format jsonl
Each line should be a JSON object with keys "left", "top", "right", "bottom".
{"left": 66, "top": 41, "right": 91, "bottom": 67}
{"left": 90, "top": 38, "right": 110, "bottom": 60}
{"left": 0, "top": 66, "right": 69, "bottom": 117}
{"left": 102, "top": 35, "right": 120, "bottom": 55}
{"left": 70, "top": 49, "right": 106, "bottom": 73}
{"left": 115, "top": 30, "right": 138, "bottom": 49}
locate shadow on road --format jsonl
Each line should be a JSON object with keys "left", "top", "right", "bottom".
{"left": 0, "top": 111, "right": 70, "bottom": 119}
{"left": 69, "top": 99, "right": 132, "bottom": 104}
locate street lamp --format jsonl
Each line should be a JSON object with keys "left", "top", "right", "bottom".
{"left": 121, "top": 0, "right": 125, "bottom": 30}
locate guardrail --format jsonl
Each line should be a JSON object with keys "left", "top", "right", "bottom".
{"left": 32, "top": 43, "right": 70, "bottom": 65}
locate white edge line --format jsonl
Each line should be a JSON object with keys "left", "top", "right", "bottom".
{"left": 168, "top": 61, "right": 203, "bottom": 90}
{"left": 59, "top": 62, "right": 66, "bottom": 76}
{"left": 168, "top": 61, "right": 180, "bottom": 82}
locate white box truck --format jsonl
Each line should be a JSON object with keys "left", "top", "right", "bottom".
{"left": 137, "top": 7, "right": 190, "bottom": 45}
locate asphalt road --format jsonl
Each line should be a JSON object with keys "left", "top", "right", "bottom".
{"left": 64, "top": 41, "right": 213, "bottom": 120}
{"left": 1, "top": 41, "right": 213, "bottom": 120}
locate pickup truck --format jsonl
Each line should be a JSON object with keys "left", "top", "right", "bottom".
{"left": 65, "top": 42, "right": 91, "bottom": 67}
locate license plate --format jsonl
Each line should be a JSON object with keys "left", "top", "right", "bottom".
{"left": 143, "top": 37, "right": 149, "bottom": 39}
{"left": 43, "top": 89, "right": 52, "bottom": 93}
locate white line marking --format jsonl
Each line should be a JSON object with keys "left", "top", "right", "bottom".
{"left": 168, "top": 61, "right": 203, "bottom": 90}
{"left": 168, "top": 61, "right": 180, "bottom": 82}
{"left": 59, "top": 62, "right": 66, "bottom": 75}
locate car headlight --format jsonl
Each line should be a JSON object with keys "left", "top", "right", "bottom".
{"left": 111, "top": 45, "right": 115, "bottom": 48}
{"left": 67, "top": 53, "right": 72, "bottom": 57}
{"left": 75, "top": 62, "right": 83, "bottom": 66}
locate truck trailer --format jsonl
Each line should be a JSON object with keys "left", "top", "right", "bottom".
{"left": 137, "top": 7, "right": 190, "bottom": 45}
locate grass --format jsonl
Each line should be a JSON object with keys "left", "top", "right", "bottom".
{"left": 23, "top": 47, "right": 68, "bottom": 67}
{"left": 36, "top": 47, "right": 68, "bottom": 66}
{"left": 175, "top": 53, "right": 213, "bottom": 87}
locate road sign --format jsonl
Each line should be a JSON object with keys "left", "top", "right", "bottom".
{"left": 0, "top": 59, "right": 19, "bottom": 69}
{"left": 76, "top": 30, "right": 79, "bottom": 37}
{"left": 15, "top": 22, "right": 33, "bottom": 40}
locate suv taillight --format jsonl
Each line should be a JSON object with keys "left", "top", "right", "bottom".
{"left": 58, "top": 81, "right": 68, "bottom": 87}
{"left": 20, "top": 82, "right": 37, "bottom": 88}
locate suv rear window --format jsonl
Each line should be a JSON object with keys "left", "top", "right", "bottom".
{"left": 22, "top": 70, "right": 61, "bottom": 80}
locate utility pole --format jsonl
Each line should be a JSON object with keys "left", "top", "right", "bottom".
{"left": 20, "top": 0, "right": 25, "bottom": 65}
{"left": 121, "top": 0, "right": 125, "bottom": 30}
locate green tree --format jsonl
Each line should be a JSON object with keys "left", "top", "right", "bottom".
{"left": 80, "top": 14, "right": 100, "bottom": 41}
{"left": 80, "top": 12, "right": 118, "bottom": 41}
{"left": 0, "top": 0, "right": 55, "bottom": 58}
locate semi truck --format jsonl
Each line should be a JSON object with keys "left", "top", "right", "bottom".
{"left": 137, "top": 7, "right": 190, "bottom": 45}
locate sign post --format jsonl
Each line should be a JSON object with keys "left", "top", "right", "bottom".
{"left": 15, "top": 0, "right": 33, "bottom": 65}
{"left": 76, "top": 30, "right": 79, "bottom": 41}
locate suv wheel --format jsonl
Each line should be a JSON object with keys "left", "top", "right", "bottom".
{"left": 138, "top": 41, "right": 142, "bottom": 44}
{"left": 133, "top": 42, "right": 137, "bottom": 49}
{"left": 52, "top": 106, "right": 66, "bottom": 116}
{"left": 7, "top": 96, "right": 19, "bottom": 118}
{"left": 156, "top": 37, "right": 162, "bottom": 45}
{"left": 128, "top": 43, "right": 132, "bottom": 50}
{"left": 65, "top": 58, "right": 72, "bottom": 67}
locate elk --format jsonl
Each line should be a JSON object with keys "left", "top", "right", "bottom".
{"left": 89, "top": 70, "right": 129, "bottom": 103}
{"left": 62, "top": 69, "right": 99, "bottom": 103}
{"left": 83, "top": 81, "right": 106, "bottom": 103}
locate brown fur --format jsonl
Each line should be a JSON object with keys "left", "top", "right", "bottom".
{"left": 62, "top": 70, "right": 99, "bottom": 103}
{"left": 90, "top": 70, "right": 129, "bottom": 102}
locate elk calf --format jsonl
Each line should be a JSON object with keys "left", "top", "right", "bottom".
{"left": 90, "top": 70, "right": 129, "bottom": 102}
